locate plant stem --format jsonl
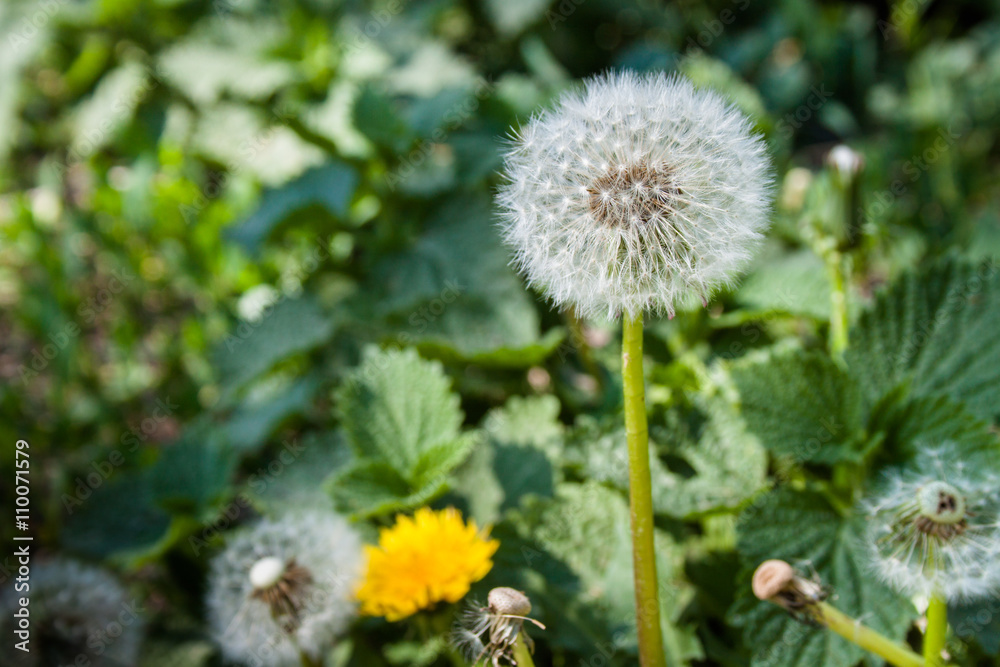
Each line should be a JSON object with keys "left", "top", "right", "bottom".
{"left": 825, "top": 249, "right": 849, "bottom": 358}
{"left": 814, "top": 601, "right": 923, "bottom": 667}
{"left": 622, "top": 313, "right": 667, "bottom": 667}
{"left": 924, "top": 592, "right": 948, "bottom": 666}
{"left": 512, "top": 633, "right": 537, "bottom": 667}
{"left": 298, "top": 648, "right": 322, "bottom": 667}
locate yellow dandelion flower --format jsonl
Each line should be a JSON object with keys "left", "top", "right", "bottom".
{"left": 356, "top": 507, "right": 499, "bottom": 621}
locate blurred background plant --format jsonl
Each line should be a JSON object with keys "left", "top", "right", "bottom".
{"left": 2, "top": 0, "right": 1000, "bottom": 665}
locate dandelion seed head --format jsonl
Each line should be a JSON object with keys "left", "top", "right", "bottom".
{"left": 0, "top": 559, "right": 143, "bottom": 667}
{"left": 206, "top": 510, "right": 363, "bottom": 666}
{"left": 498, "top": 71, "right": 772, "bottom": 319}
{"left": 860, "top": 448, "right": 1000, "bottom": 601}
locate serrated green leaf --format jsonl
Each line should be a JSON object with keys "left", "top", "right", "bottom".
{"left": 411, "top": 434, "right": 477, "bottom": 487}
{"left": 452, "top": 396, "right": 563, "bottom": 524}
{"left": 512, "top": 482, "right": 703, "bottom": 664}
{"left": 327, "top": 459, "right": 446, "bottom": 519}
{"left": 336, "top": 347, "right": 463, "bottom": 472}
{"left": 867, "top": 392, "right": 1000, "bottom": 467}
{"left": 213, "top": 296, "right": 336, "bottom": 392}
{"left": 732, "top": 489, "right": 916, "bottom": 667}
{"left": 847, "top": 259, "right": 1000, "bottom": 421}
{"left": 226, "top": 162, "right": 358, "bottom": 253}
{"left": 730, "top": 347, "right": 865, "bottom": 464}
{"left": 371, "top": 194, "right": 563, "bottom": 367}
{"left": 656, "top": 397, "right": 769, "bottom": 519}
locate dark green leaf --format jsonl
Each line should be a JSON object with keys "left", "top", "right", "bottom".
{"left": 730, "top": 347, "right": 865, "bottom": 464}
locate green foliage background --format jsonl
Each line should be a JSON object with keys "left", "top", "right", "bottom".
{"left": 2, "top": 0, "right": 1000, "bottom": 664}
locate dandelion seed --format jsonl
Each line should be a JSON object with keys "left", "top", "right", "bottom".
{"left": 0, "top": 559, "right": 143, "bottom": 667}
{"left": 355, "top": 507, "right": 499, "bottom": 621}
{"left": 497, "top": 71, "right": 772, "bottom": 320}
{"left": 861, "top": 447, "right": 1000, "bottom": 601}
{"left": 451, "top": 587, "right": 545, "bottom": 667}
{"left": 206, "top": 510, "right": 363, "bottom": 666}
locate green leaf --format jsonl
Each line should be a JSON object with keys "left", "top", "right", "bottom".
{"left": 513, "top": 482, "right": 703, "bottom": 664}
{"left": 245, "top": 431, "right": 353, "bottom": 514}
{"left": 372, "top": 194, "right": 563, "bottom": 366}
{"left": 336, "top": 347, "right": 463, "bottom": 472}
{"left": 353, "top": 86, "right": 413, "bottom": 153}
{"left": 732, "top": 489, "right": 917, "bottom": 667}
{"left": 730, "top": 347, "right": 865, "bottom": 464}
{"left": 411, "top": 434, "right": 477, "bottom": 488}
{"left": 223, "top": 375, "right": 320, "bottom": 454}
{"left": 150, "top": 430, "right": 237, "bottom": 516}
{"left": 655, "top": 397, "right": 769, "bottom": 519}
{"left": 847, "top": 259, "right": 1000, "bottom": 421}
{"left": 452, "top": 396, "right": 563, "bottom": 524}
{"left": 62, "top": 473, "right": 171, "bottom": 559}
{"left": 326, "top": 459, "right": 446, "bottom": 519}
{"left": 867, "top": 392, "right": 999, "bottom": 467}
{"left": 213, "top": 296, "right": 336, "bottom": 391}
{"left": 950, "top": 599, "right": 1000, "bottom": 655}
{"left": 226, "top": 162, "right": 358, "bottom": 253}
{"left": 735, "top": 248, "right": 831, "bottom": 319}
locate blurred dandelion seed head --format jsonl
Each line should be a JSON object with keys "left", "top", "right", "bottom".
{"left": 355, "top": 507, "right": 499, "bottom": 621}
{"left": 206, "top": 510, "right": 362, "bottom": 666}
{"left": 0, "top": 559, "right": 143, "bottom": 667}
{"left": 497, "top": 71, "right": 773, "bottom": 320}
{"left": 861, "top": 448, "right": 1000, "bottom": 601}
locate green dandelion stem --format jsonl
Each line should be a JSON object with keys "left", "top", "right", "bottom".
{"left": 825, "top": 249, "right": 849, "bottom": 358}
{"left": 812, "top": 600, "right": 923, "bottom": 667}
{"left": 622, "top": 313, "right": 667, "bottom": 667}
{"left": 512, "top": 633, "right": 537, "bottom": 667}
{"left": 924, "top": 592, "right": 948, "bottom": 667}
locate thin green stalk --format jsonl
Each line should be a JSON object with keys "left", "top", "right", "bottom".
{"left": 622, "top": 313, "right": 667, "bottom": 667}
{"left": 814, "top": 601, "right": 923, "bottom": 667}
{"left": 512, "top": 633, "right": 537, "bottom": 667}
{"left": 924, "top": 592, "right": 948, "bottom": 667}
{"left": 298, "top": 648, "right": 322, "bottom": 667}
{"left": 825, "top": 250, "right": 849, "bottom": 358}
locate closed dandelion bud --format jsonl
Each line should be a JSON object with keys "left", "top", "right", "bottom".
{"left": 206, "top": 510, "right": 363, "bottom": 666}
{"left": 451, "top": 586, "right": 545, "bottom": 666}
{"left": 0, "top": 559, "right": 143, "bottom": 667}
{"left": 861, "top": 449, "right": 1000, "bottom": 601}
{"left": 497, "top": 71, "right": 773, "bottom": 320}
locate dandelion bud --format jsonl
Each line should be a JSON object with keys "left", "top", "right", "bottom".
{"left": 498, "top": 71, "right": 773, "bottom": 320}
{"left": 861, "top": 449, "right": 1000, "bottom": 601}
{"left": 752, "top": 559, "right": 796, "bottom": 601}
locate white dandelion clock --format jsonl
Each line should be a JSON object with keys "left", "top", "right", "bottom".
{"left": 861, "top": 448, "right": 1000, "bottom": 601}
{"left": 497, "top": 70, "right": 773, "bottom": 320}
{"left": 207, "top": 510, "right": 363, "bottom": 666}
{"left": 0, "top": 559, "right": 143, "bottom": 667}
